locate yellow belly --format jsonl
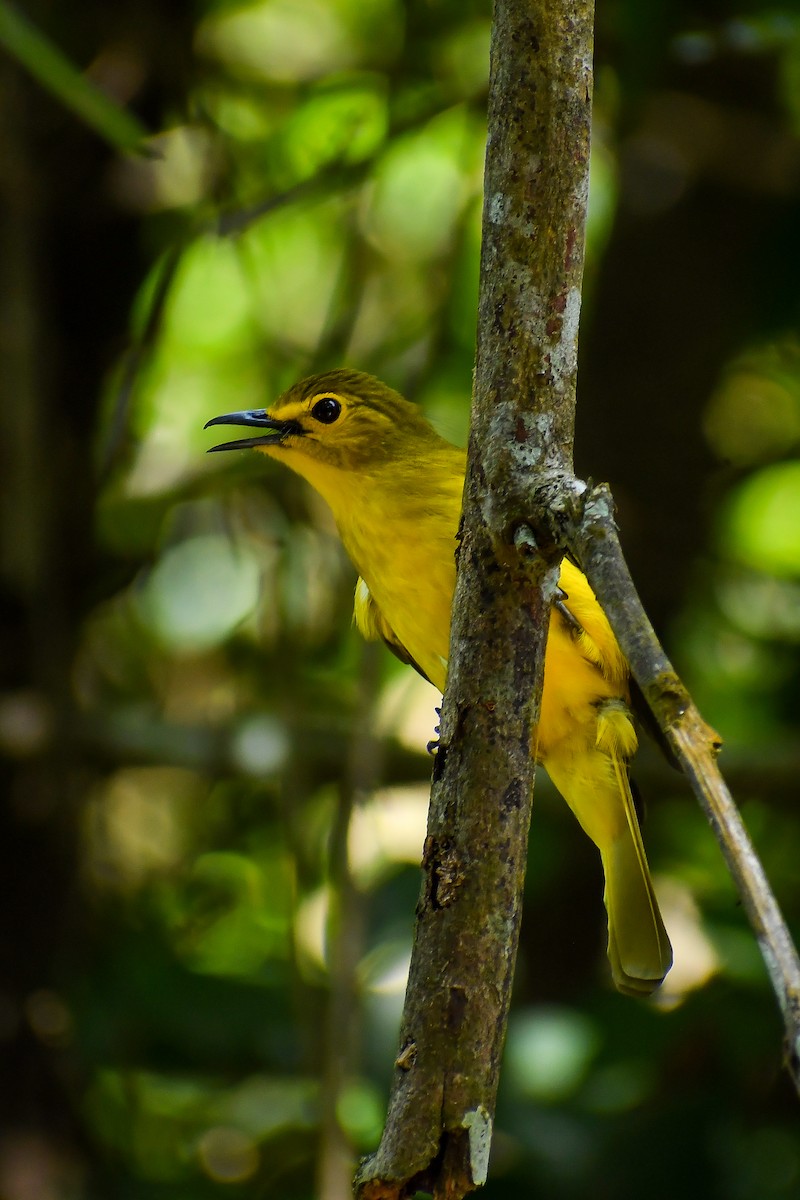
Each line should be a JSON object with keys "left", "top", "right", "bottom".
{"left": 358, "top": 542, "right": 629, "bottom": 764}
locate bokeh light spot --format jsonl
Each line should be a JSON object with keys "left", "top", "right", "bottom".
{"left": 722, "top": 461, "right": 800, "bottom": 577}
{"left": 198, "top": 1126, "right": 259, "bottom": 1183}
{"left": 138, "top": 535, "right": 262, "bottom": 652}
{"left": 505, "top": 1007, "right": 600, "bottom": 1103}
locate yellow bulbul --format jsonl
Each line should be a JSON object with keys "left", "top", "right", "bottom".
{"left": 206, "top": 369, "right": 672, "bottom": 995}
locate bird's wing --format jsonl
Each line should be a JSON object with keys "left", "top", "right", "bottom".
{"left": 557, "top": 562, "right": 681, "bottom": 769}
{"left": 353, "top": 577, "right": 435, "bottom": 686}
{"left": 556, "top": 558, "right": 629, "bottom": 685}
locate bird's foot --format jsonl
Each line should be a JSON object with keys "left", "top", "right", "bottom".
{"left": 427, "top": 706, "right": 442, "bottom": 756}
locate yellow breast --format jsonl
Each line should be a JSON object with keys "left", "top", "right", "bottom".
{"left": 277, "top": 439, "right": 629, "bottom": 760}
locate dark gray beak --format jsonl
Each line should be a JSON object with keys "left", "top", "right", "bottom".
{"left": 204, "top": 409, "right": 303, "bottom": 453}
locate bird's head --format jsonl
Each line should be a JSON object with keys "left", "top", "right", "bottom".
{"left": 204, "top": 369, "right": 438, "bottom": 477}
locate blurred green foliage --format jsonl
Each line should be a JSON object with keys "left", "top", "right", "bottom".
{"left": 2, "top": 1, "right": 800, "bottom": 1198}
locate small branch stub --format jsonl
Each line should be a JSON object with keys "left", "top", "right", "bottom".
{"left": 462, "top": 1108, "right": 492, "bottom": 1187}
{"left": 513, "top": 522, "right": 538, "bottom": 554}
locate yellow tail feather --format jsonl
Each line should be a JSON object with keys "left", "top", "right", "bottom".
{"left": 602, "top": 825, "right": 673, "bottom": 996}
{"left": 546, "top": 701, "right": 673, "bottom": 995}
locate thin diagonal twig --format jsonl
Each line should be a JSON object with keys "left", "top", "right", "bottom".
{"left": 572, "top": 481, "right": 800, "bottom": 1094}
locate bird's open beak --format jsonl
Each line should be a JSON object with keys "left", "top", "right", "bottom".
{"left": 203, "top": 409, "right": 303, "bottom": 453}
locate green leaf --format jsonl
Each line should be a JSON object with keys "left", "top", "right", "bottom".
{"left": 0, "top": 1, "right": 150, "bottom": 153}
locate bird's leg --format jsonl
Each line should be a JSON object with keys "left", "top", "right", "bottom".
{"left": 554, "top": 587, "right": 582, "bottom": 632}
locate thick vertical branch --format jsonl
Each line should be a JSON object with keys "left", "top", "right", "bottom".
{"left": 356, "top": 2, "right": 595, "bottom": 1197}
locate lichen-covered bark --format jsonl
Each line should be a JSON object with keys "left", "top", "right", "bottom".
{"left": 355, "top": 2, "right": 595, "bottom": 1197}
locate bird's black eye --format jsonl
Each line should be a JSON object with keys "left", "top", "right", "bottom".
{"left": 310, "top": 396, "right": 342, "bottom": 425}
